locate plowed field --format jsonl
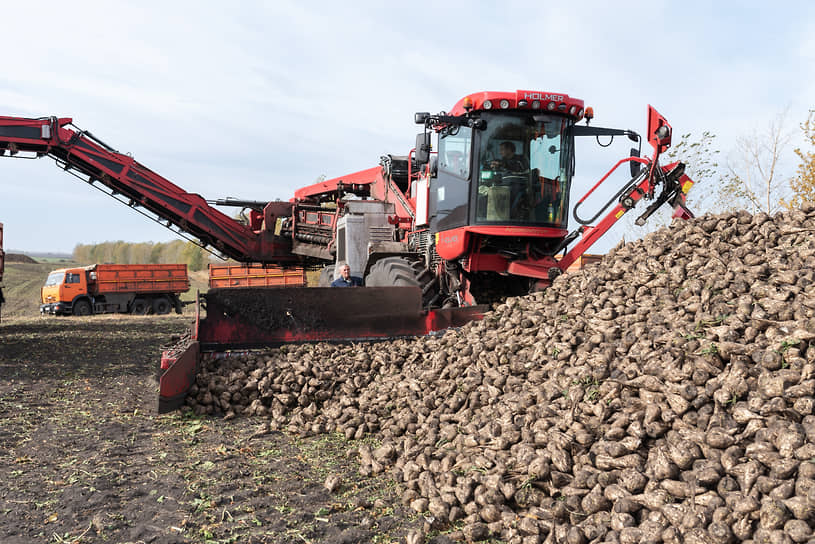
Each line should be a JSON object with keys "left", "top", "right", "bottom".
{"left": 0, "top": 315, "right": 422, "bottom": 543}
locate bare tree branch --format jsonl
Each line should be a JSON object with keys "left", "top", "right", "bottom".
{"left": 725, "top": 109, "right": 794, "bottom": 214}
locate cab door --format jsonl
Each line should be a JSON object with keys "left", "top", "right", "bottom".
{"left": 60, "top": 271, "right": 85, "bottom": 304}
{"left": 429, "top": 125, "right": 473, "bottom": 233}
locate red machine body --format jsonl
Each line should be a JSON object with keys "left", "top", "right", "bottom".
{"left": 0, "top": 116, "right": 294, "bottom": 262}
{"left": 0, "top": 90, "right": 695, "bottom": 411}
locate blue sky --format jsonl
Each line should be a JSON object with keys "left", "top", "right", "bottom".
{"left": 1, "top": 0, "right": 813, "bottom": 253}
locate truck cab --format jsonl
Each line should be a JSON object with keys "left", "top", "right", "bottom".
{"left": 40, "top": 268, "right": 89, "bottom": 315}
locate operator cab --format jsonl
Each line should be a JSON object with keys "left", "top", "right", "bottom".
{"left": 429, "top": 111, "right": 574, "bottom": 234}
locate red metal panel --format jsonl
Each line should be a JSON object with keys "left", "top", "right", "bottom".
{"left": 447, "top": 90, "right": 585, "bottom": 118}
{"left": 158, "top": 340, "right": 200, "bottom": 413}
{"left": 293, "top": 167, "right": 380, "bottom": 200}
{"left": 507, "top": 256, "right": 560, "bottom": 280}
{"left": 647, "top": 105, "right": 673, "bottom": 154}
{"left": 436, "top": 225, "right": 565, "bottom": 261}
{"left": 465, "top": 252, "right": 508, "bottom": 273}
{"left": 197, "top": 287, "right": 486, "bottom": 347}
{"left": 464, "top": 225, "right": 567, "bottom": 238}
{"left": 435, "top": 228, "right": 470, "bottom": 260}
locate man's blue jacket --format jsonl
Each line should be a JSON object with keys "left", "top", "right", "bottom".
{"left": 331, "top": 276, "right": 364, "bottom": 287}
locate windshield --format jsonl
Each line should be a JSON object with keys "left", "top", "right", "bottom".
{"left": 44, "top": 271, "right": 65, "bottom": 286}
{"left": 476, "top": 113, "right": 573, "bottom": 225}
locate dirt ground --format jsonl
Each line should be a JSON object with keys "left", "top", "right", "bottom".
{"left": 0, "top": 315, "right": 428, "bottom": 544}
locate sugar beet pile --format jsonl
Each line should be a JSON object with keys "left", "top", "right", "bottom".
{"left": 186, "top": 206, "right": 815, "bottom": 544}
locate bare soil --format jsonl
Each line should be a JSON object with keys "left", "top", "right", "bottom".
{"left": 4, "top": 253, "right": 38, "bottom": 264}
{"left": 0, "top": 315, "right": 423, "bottom": 544}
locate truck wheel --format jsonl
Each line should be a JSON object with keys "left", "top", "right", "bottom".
{"left": 318, "top": 265, "right": 335, "bottom": 287}
{"left": 72, "top": 300, "right": 92, "bottom": 316}
{"left": 153, "top": 297, "right": 172, "bottom": 315}
{"left": 130, "top": 298, "right": 149, "bottom": 315}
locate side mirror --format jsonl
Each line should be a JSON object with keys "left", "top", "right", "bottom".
{"left": 629, "top": 147, "right": 641, "bottom": 178}
{"left": 415, "top": 112, "right": 430, "bottom": 125}
{"left": 415, "top": 132, "right": 431, "bottom": 165}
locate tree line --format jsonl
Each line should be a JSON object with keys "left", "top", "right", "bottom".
{"left": 72, "top": 240, "right": 209, "bottom": 271}
{"left": 680, "top": 109, "right": 815, "bottom": 214}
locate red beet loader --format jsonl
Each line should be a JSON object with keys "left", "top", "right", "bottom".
{"left": 0, "top": 90, "right": 694, "bottom": 411}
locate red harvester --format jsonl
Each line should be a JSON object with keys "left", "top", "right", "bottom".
{"left": 0, "top": 90, "right": 694, "bottom": 410}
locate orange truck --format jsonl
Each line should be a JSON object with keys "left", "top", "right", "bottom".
{"left": 208, "top": 263, "right": 306, "bottom": 288}
{"left": 40, "top": 263, "right": 189, "bottom": 316}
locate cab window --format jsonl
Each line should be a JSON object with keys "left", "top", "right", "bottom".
{"left": 438, "top": 127, "right": 472, "bottom": 179}
{"left": 66, "top": 273, "right": 81, "bottom": 284}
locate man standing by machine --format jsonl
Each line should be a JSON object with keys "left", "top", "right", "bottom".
{"left": 330, "top": 264, "right": 363, "bottom": 287}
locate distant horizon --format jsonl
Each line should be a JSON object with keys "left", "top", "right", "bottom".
{"left": 6, "top": 249, "right": 73, "bottom": 258}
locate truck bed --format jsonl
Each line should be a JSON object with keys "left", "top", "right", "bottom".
{"left": 92, "top": 264, "right": 189, "bottom": 294}
{"left": 208, "top": 264, "right": 306, "bottom": 288}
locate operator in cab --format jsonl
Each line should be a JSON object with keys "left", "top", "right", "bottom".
{"left": 331, "top": 264, "right": 364, "bottom": 287}
{"left": 490, "top": 141, "right": 529, "bottom": 172}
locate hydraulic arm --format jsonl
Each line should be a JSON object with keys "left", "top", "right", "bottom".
{"left": 0, "top": 116, "right": 294, "bottom": 262}
{"left": 557, "top": 106, "right": 694, "bottom": 272}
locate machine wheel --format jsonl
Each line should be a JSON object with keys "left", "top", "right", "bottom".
{"left": 366, "top": 257, "right": 440, "bottom": 308}
{"left": 318, "top": 265, "right": 335, "bottom": 287}
{"left": 130, "top": 298, "right": 150, "bottom": 315}
{"left": 365, "top": 257, "right": 420, "bottom": 288}
{"left": 72, "top": 299, "right": 92, "bottom": 316}
{"left": 153, "top": 297, "right": 172, "bottom": 315}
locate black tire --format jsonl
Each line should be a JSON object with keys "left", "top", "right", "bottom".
{"left": 364, "top": 257, "right": 421, "bottom": 287}
{"left": 318, "top": 265, "right": 336, "bottom": 287}
{"left": 153, "top": 297, "right": 172, "bottom": 315}
{"left": 130, "top": 298, "right": 149, "bottom": 315}
{"left": 366, "top": 257, "right": 441, "bottom": 308}
{"left": 72, "top": 299, "right": 92, "bottom": 316}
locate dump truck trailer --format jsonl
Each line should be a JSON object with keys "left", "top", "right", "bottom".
{"left": 208, "top": 263, "right": 307, "bottom": 289}
{"left": 40, "top": 263, "right": 189, "bottom": 316}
